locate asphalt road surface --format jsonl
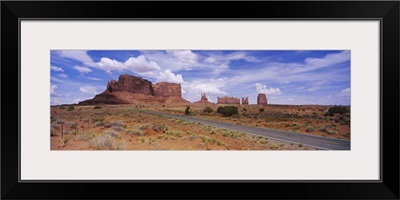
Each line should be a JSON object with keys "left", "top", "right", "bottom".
{"left": 140, "top": 110, "right": 351, "bottom": 150}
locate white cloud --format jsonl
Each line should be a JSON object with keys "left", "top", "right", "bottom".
{"left": 305, "top": 50, "right": 350, "bottom": 68}
{"left": 73, "top": 65, "right": 92, "bottom": 74}
{"left": 96, "top": 57, "right": 125, "bottom": 72}
{"left": 50, "top": 84, "right": 57, "bottom": 95}
{"left": 72, "top": 98, "right": 85, "bottom": 104}
{"left": 58, "top": 73, "right": 68, "bottom": 78}
{"left": 204, "top": 52, "right": 259, "bottom": 64}
{"left": 57, "top": 50, "right": 96, "bottom": 67}
{"left": 124, "top": 55, "right": 161, "bottom": 73}
{"left": 142, "top": 50, "right": 200, "bottom": 71}
{"left": 166, "top": 50, "right": 198, "bottom": 65}
{"left": 182, "top": 78, "right": 229, "bottom": 103}
{"left": 338, "top": 88, "right": 351, "bottom": 96}
{"left": 255, "top": 83, "right": 282, "bottom": 95}
{"left": 51, "top": 66, "right": 64, "bottom": 72}
{"left": 79, "top": 86, "right": 98, "bottom": 96}
{"left": 156, "top": 69, "right": 184, "bottom": 84}
{"left": 307, "top": 86, "right": 319, "bottom": 92}
{"left": 51, "top": 77, "right": 65, "bottom": 83}
{"left": 85, "top": 77, "right": 101, "bottom": 81}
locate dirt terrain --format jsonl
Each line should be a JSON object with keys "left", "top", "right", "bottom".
{"left": 49, "top": 104, "right": 346, "bottom": 150}
{"left": 148, "top": 103, "right": 351, "bottom": 140}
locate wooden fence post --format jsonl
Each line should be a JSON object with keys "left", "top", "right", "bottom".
{"left": 61, "top": 124, "right": 64, "bottom": 140}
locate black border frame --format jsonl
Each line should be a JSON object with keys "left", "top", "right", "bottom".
{"left": 2, "top": 1, "right": 399, "bottom": 199}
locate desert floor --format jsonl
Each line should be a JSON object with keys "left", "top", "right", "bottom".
{"left": 50, "top": 103, "right": 350, "bottom": 150}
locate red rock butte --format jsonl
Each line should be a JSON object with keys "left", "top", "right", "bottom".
{"left": 79, "top": 74, "right": 188, "bottom": 105}
{"left": 257, "top": 93, "right": 268, "bottom": 105}
{"left": 242, "top": 97, "right": 249, "bottom": 105}
{"left": 217, "top": 96, "right": 240, "bottom": 104}
{"left": 195, "top": 93, "right": 211, "bottom": 104}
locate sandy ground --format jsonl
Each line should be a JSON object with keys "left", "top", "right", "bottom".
{"left": 49, "top": 104, "right": 339, "bottom": 150}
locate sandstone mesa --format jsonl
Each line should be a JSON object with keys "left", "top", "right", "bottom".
{"left": 79, "top": 74, "right": 188, "bottom": 105}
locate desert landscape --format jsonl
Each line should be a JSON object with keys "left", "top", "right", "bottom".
{"left": 50, "top": 74, "right": 350, "bottom": 150}
{"left": 50, "top": 50, "right": 351, "bottom": 150}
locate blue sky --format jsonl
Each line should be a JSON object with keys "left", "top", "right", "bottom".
{"left": 50, "top": 50, "right": 350, "bottom": 105}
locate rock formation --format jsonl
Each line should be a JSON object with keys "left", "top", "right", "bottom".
{"left": 153, "top": 82, "right": 181, "bottom": 97}
{"left": 107, "top": 74, "right": 153, "bottom": 95}
{"left": 257, "top": 93, "right": 268, "bottom": 105}
{"left": 242, "top": 97, "right": 249, "bottom": 105}
{"left": 195, "top": 93, "right": 211, "bottom": 104}
{"left": 79, "top": 74, "right": 188, "bottom": 105}
{"left": 217, "top": 96, "right": 240, "bottom": 104}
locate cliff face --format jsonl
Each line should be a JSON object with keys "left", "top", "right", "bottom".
{"left": 217, "top": 96, "right": 240, "bottom": 104}
{"left": 107, "top": 74, "right": 154, "bottom": 95}
{"left": 79, "top": 74, "right": 188, "bottom": 105}
{"left": 257, "top": 93, "right": 268, "bottom": 105}
{"left": 153, "top": 82, "right": 181, "bottom": 97}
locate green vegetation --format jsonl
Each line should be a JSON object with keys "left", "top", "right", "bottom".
{"left": 217, "top": 106, "right": 238, "bottom": 117}
{"left": 203, "top": 107, "right": 213, "bottom": 113}
{"left": 59, "top": 106, "right": 65, "bottom": 109}
{"left": 152, "top": 123, "right": 168, "bottom": 133}
{"left": 165, "top": 130, "right": 183, "bottom": 138}
{"left": 185, "top": 106, "right": 192, "bottom": 115}
{"left": 75, "top": 132, "right": 95, "bottom": 141}
{"left": 67, "top": 106, "right": 74, "bottom": 111}
{"left": 325, "top": 106, "right": 350, "bottom": 116}
{"left": 89, "top": 133, "right": 126, "bottom": 150}
{"left": 305, "top": 125, "right": 315, "bottom": 132}
{"left": 93, "top": 105, "right": 102, "bottom": 109}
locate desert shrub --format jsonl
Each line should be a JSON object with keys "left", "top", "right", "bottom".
{"left": 75, "top": 132, "right": 94, "bottom": 141}
{"left": 185, "top": 106, "right": 192, "bottom": 115}
{"left": 89, "top": 133, "right": 126, "bottom": 150}
{"left": 126, "top": 128, "right": 144, "bottom": 136}
{"left": 305, "top": 125, "right": 315, "bottom": 132}
{"left": 104, "top": 130, "right": 121, "bottom": 138}
{"left": 50, "top": 129, "right": 57, "bottom": 136}
{"left": 327, "top": 129, "right": 338, "bottom": 135}
{"left": 92, "top": 116, "right": 104, "bottom": 123}
{"left": 93, "top": 105, "right": 102, "bottom": 109}
{"left": 203, "top": 107, "right": 213, "bottom": 113}
{"left": 59, "top": 106, "right": 65, "bottom": 109}
{"left": 319, "top": 125, "right": 338, "bottom": 135}
{"left": 259, "top": 108, "right": 265, "bottom": 112}
{"left": 217, "top": 106, "right": 238, "bottom": 117}
{"left": 93, "top": 121, "right": 105, "bottom": 127}
{"left": 139, "top": 124, "right": 149, "bottom": 130}
{"left": 61, "top": 136, "right": 71, "bottom": 145}
{"left": 111, "top": 126, "right": 123, "bottom": 131}
{"left": 326, "top": 106, "right": 350, "bottom": 116}
{"left": 67, "top": 122, "right": 76, "bottom": 129}
{"left": 243, "top": 108, "right": 247, "bottom": 112}
{"left": 148, "top": 137, "right": 156, "bottom": 144}
{"left": 260, "top": 138, "right": 269, "bottom": 144}
{"left": 152, "top": 123, "right": 168, "bottom": 133}
{"left": 67, "top": 106, "right": 74, "bottom": 111}
{"left": 112, "top": 120, "right": 124, "bottom": 127}
{"left": 165, "top": 131, "right": 183, "bottom": 137}
{"left": 56, "top": 119, "right": 65, "bottom": 125}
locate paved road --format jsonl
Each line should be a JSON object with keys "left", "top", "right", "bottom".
{"left": 140, "top": 110, "right": 351, "bottom": 150}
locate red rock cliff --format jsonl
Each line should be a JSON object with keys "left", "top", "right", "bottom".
{"left": 79, "top": 74, "right": 188, "bottom": 105}
{"left": 107, "top": 74, "right": 154, "bottom": 95}
{"left": 153, "top": 82, "right": 181, "bottom": 97}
